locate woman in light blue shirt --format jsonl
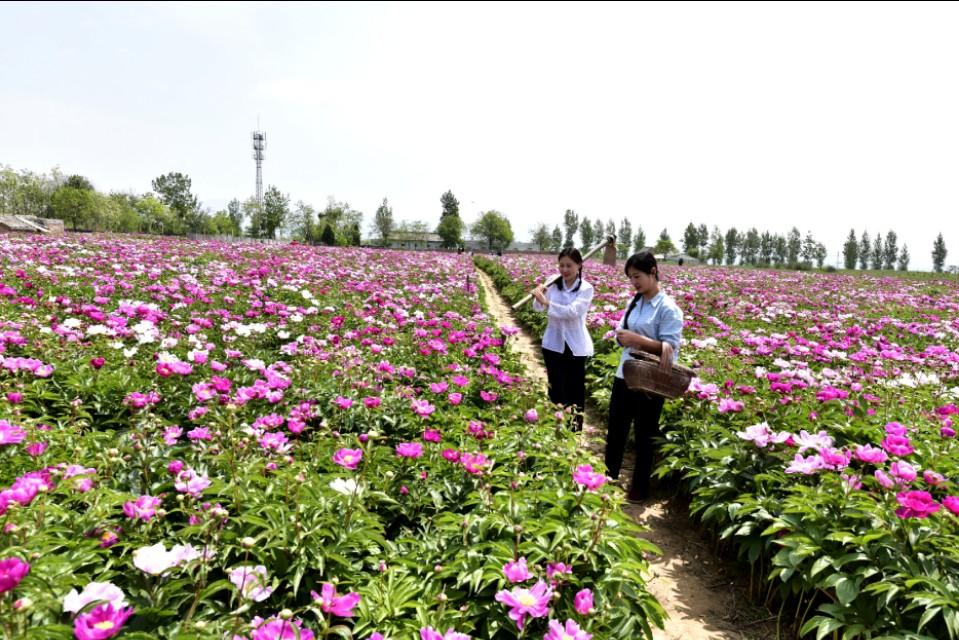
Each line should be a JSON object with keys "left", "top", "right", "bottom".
{"left": 531, "top": 247, "right": 594, "bottom": 430}
{"left": 605, "top": 250, "right": 683, "bottom": 502}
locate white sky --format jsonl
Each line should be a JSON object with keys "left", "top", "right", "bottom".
{"left": 2, "top": 1, "right": 958, "bottom": 269}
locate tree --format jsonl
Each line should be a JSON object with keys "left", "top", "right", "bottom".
{"left": 882, "top": 231, "right": 898, "bottom": 270}
{"left": 261, "top": 185, "right": 289, "bottom": 239}
{"left": 697, "top": 223, "right": 709, "bottom": 257}
{"left": 707, "top": 226, "right": 724, "bottom": 265}
{"left": 724, "top": 227, "right": 739, "bottom": 265}
{"left": 772, "top": 234, "right": 787, "bottom": 266}
{"left": 870, "top": 234, "right": 883, "bottom": 270}
{"left": 227, "top": 199, "right": 243, "bottom": 235}
{"left": 617, "top": 218, "right": 632, "bottom": 258}
{"left": 550, "top": 226, "right": 562, "bottom": 252}
{"left": 243, "top": 198, "right": 264, "bottom": 238}
{"left": 135, "top": 194, "right": 177, "bottom": 234}
{"left": 579, "top": 218, "right": 594, "bottom": 249}
{"left": 843, "top": 229, "right": 859, "bottom": 269}
{"left": 632, "top": 227, "right": 646, "bottom": 253}
{"left": 758, "top": 232, "right": 773, "bottom": 265}
{"left": 348, "top": 222, "right": 361, "bottom": 246}
{"left": 742, "top": 228, "right": 760, "bottom": 265}
{"left": 932, "top": 233, "right": 948, "bottom": 272}
{"left": 653, "top": 228, "right": 676, "bottom": 256}
{"left": 605, "top": 219, "right": 616, "bottom": 242}
{"left": 151, "top": 172, "right": 200, "bottom": 233}
{"left": 320, "top": 224, "right": 336, "bottom": 246}
{"left": 471, "top": 210, "right": 514, "bottom": 251}
{"left": 531, "top": 223, "right": 552, "bottom": 251}
{"left": 440, "top": 190, "right": 459, "bottom": 218}
{"left": 50, "top": 186, "right": 97, "bottom": 230}
{"left": 898, "top": 245, "right": 910, "bottom": 271}
{"left": 436, "top": 214, "right": 464, "bottom": 249}
{"left": 373, "top": 198, "right": 394, "bottom": 246}
{"left": 65, "top": 174, "right": 94, "bottom": 191}
{"left": 288, "top": 201, "right": 317, "bottom": 242}
{"left": 318, "top": 198, "right": 364, "bottom": 246}
{"left": 562, "top": 209, "right": 579, "bottom": 248}
{"left": 787, "top": 227, "right": 802, "bottom": 265}
{"left": 858, "top": 231, "right": 870, "bottom": 270}
{"left": 801, "top": 231, "right": 817, "bottom": 267}
{"left": 814, "top": 242, "right": 828, "bottom": 269}
{"left": 682, "top": 223, "right": 700, "bottom": 254}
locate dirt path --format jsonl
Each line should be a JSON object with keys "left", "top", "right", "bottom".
{"left": 475, "top": 268, "right": 776, "bottom": 640}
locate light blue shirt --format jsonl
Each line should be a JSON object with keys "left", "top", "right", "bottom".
{"left": 614, "top": 290, "right": 683, "bottom": 379}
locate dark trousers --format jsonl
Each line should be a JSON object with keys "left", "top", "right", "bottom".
{"left": 542, "top": 344, "right": 587, "bottom": 428}
{"left": 604, "top": 376, "right": 665, "bottom": 496}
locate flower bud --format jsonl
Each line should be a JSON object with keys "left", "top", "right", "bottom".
{"left": 436, "top": 592, "right": 448, "bottom": 602}
{"left": 241, "top": 536, "right": 256, "bottom": 549}
{"left": 279, "top": 609, "right": 293, "bottom": 620}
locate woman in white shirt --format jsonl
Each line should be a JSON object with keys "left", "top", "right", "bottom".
{"left": 531, "top": 247, "right": 594, "bottom": 430}
{"left": 606, "top": 250, "right": 684, "bottom": 502}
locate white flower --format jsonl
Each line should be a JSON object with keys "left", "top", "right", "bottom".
{"left": 133, "top": 543, "right": 178, "bottom": 575}
{"left": 329, "top": 478, "right": 360, "bottom": 495}
{"left": 63, "top": 581, "right": 127, "bottom": 613}
{"left": 171, "top": 543, "right": 202, "bottom": 565}
{"left": 62, "top": 318, "right": 83, "bottom": 328}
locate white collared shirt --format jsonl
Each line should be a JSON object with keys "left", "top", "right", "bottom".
{"left": 532, "top": 278, "right": 595, "bottom": 357}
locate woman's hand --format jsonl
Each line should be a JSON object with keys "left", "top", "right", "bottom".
{"left": 659, "top": 341, "right": 674, "bottom": 372}
{"left": 531, "top": 285, "right": 548, "bottom": 305}
{"left": 615, "top": 329, "right": 642, "bottom": 349}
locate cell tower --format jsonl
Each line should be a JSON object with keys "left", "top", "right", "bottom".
{"left": 252, "top": 129, "right": 266, "bottom": 204}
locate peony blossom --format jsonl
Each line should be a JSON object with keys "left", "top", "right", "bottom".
{"left": 230, "top": 565, "right": 274, "bottom": 602}
{"left": 73, "top": 603, "right": 134, "bottom": 640}
{"left": 0, "top": 557, "right": 30, "bottom": 594}
{"left": 572, "top": 465, "right": 607, "bottom": 491}
{"left": 895, "top": 491, "right": 941, "bottom": 519}
{"left": 573, "top": 588, "right": 594, "bottom": 615}
{"left": 311, "top": 582, "right": 360, "bottom": 618}
{"left": 503, "top": 557, "right": 532, "bottom": 583}
{"left": 333, "top": 448, "right": 363, "bottom": 470}
{"left": 123, "top": 495, "right": 162, "bottom": 521}
{"left": 494, "top": 580, "right": 553, "bottom": 630}
{"left": 395, "top": 442, "right": 424, "bottom": 459}
{"left": 132, "top": 543, "right": 178, "bottom": 575}
{"left": 544, "top": 619, "right": 592, "bottom": 640}
{"left": 63, "top": 582, "right": 127, "bottom": 613}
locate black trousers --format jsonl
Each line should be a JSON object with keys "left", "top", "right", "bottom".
{"left": 604, "top": 376, "right": 665, "bottom": 496}
{"left": 542, "top": 344, "right": 587, "bottom": 425}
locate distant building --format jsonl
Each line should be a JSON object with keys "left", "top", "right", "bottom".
{"left": 0, "top": 215, "right": 65, "bottom": 234}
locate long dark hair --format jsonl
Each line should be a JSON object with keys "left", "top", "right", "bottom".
{"left": 552, "top": 247, "right": 583, "bottom": 292}
{"left": 622, "top": 250, "right": 658, "bottom": 326}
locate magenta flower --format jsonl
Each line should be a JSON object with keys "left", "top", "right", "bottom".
{"left": 311, "top": 582, "right": 361, "bottom": 618}
{"left": 333, "top": 448, "right": 363, "bottom": 470}
{"left": 90, "top": 357, "right": 106, "bottom": 369}
{"left": 884, "top": 422, "right": 908, "bottom": 436}
{"left": 429, "top": 382, "right": 449, "bottom": 394}
{"left": 363, "top": 396, "right": 381, "bottom": 409}
{"left": 442, "top": 448, "right": 461, "bottom": 463}
{"left": 546, "top": 562, "right": 572, "bottom": 580}
{"left": 163, "top": 425, "right": 183, "bottom": 445}
{"left": 874, "top": 469, "right": 895, "bottom": 489}
{"left": 503, "top": 557, "right": 532, "bottom": 583}
{"left": 25, "top": 441, "right": 48, "bottom": 457}
{"left": 461, "top": 452, "right": 490, "bottom": 475}
{"left": 852, "top": 444, "right": 887, "bottom": 465}
{"left": 334, "top": 396, "right": 354, "bottom": 410}
{"left": 717, "top": 398, "right": 744, "bottom": 413}
{"left": 0, "top": 557, "right": 30, "bottom": 594}
{"left": 544, "top": 619, "right": 592, "bottom": 640}
{"left": 187, "top": 426, "right": 213, "bottom": 442}
{"left": 423, "top": 429, "right": 442, "bottom": 443}
{"left": 480, "top": 390, "right": 498, "bottom": 403}
{"left": 573, "top": 588, "right": 594, "bottom": 614}
{"left": 943, "top": 496, "right": 959, "bottom": 515}
{"left": 924, "top": 470, "right": 946, "bottom": 486}
{"left": 447, "top": 392, "right": 463, "bottom": 405}
{"left": 123, "top": 495, "right": 162, "bottom": 521}
{"left": 881, "top": 434, "right": 914, "bottom": 457}
{"left": 0, "top": 420, "right": 27, "bottom": 446}
{"left": 572, "top": 465, "right": 607, "bottom": 491}
{"left": 73, "top": 603, "right": 134, "bottom": 640}
{"left": 524, "top": 409, "right": 539, "bottom": 423}
{"left": 174, "top": 468, "right": 211, "bottom": 498}
{"left": 395, "top": 442, "right": 424, "bottom": 459}
{"left": 411, "top": 399, "right": 435, "bottom": 417}
{"left": 421, "top": 627, "right": 471, "bottom": 640}
{"left": 248, "top": 616, "right": 315, "bottom": 640}
{"left": 5, "top": 392, "right": 23, "bottom": 404}
{"left": 895, "top": 491, "right": 941, "bottom": 519}
{"left": 494, "top": 580, "right": 553, "bottom": 630}
{"left": 889, "top": 461, "right": 917, "bottom": 483}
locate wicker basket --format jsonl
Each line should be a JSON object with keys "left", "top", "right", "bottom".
{"left": 622, "top": 351, "right": 694, "bottom": 398}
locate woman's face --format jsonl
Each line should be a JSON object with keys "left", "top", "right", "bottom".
{"left": 627, "top": 266, "right": 656, "bottom": 294}
{"left": 558, "top": 256, "right": 580, "bottom": 283}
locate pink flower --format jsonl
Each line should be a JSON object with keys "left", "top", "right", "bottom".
{"left": 784, "top": 453, "right": 825, "bottom": 475}
{"left": 573, "top": 588, "right": 594, "bottom": 614}
{"left": 874, "top": 470, "right": 895, "bottom": 489}
{"left": 73, "top": 603, "right": 134, "bottom": 640}
{"left": 895, "top": 490, "right": 941, "bottom": 519}
{"left": 90, "top": 357, "right": 106, "bottom": 369}
{"left": 452, "top": 375, "right": 470, "bottom": 387}
{"left": 0, "top": 420, "right": 27, "bottom": 446}
{"left": 942, "top": 496, "right": 959, "bottom": 515}
{"left": 163, "top": 426, "right": 183, "bottom": 445}
{"left": 363, "top": 397, "right": 381, "bottom": 409}
{"left": 230, "top": 565, "right": 274, "bottom": 602}
{"left": 494, "top": 580, "right": 553, "bottom": 630}
{"left": 429, "top": 382, "right": 449, "bottom": 394}
{"left": 572, "top": 465, "right": 607, "bottom": 491}
{"left": 248, "top": 616, "right": 315, "bottom": 640}
{"left": 423, "top": 429, "right": 442, "bottom": 443}
{"left": 123, "top": 495, "right": 162, "bottom": 521}
{"left": 884, "top": 422, "right": 908, "bottom": 436}
{"left": 544, "top": 619, "right": 592, "bottom": 640}
{"left": 187, "top": 427, "right": 213, "bottom": 442}
{"left": 411, "top": 399, "right": 435, "bottom": 417}
{"left": 546, "top": 562, "right": 572, "bottom": 580}
{"left": 442, "top": 449, "right": 461, "bottom": 463}
{"left": 480, "top": 390, "right": 498, "bottom": 403}
{"left": 311, "top": 582, "right": 361, "bottom": 618}
{"left": 334, "top": 396, "right": 354, "bottom": 410}
{"left": 167, "top": 459, "right": 184, "bottom": 475}
{"left": 420, "top": 627, "right": 471, "bottom": 640}
{"left": 924, "top": 470, "right": 947, "bottom": 486}
{"left": 881, "top": 435, "right": 914, "bottom": 457}
{"left": 447, "top": 392, "right": 463, "bottom": 405}
{"left": 852, "top": 444, "right": 887, "bottom": 465}
{"left": 503, "top": 557, "right": 532, "bottom": 583}
{"left": 333, "top": 448, "right": 363, "bottom": 470}
{"left": 889, "top": 461, "right": 917, "bottom": 483}
{"left": 524, "top": 409, "right": 539, "bottom": 423}
{"left": 395, "top": 442, "right": 424, "bottom": 459}
{"left": 5, "top": 392, "right": 23, "bottom": 404}
{"left": 0, "top": 557, "right": 30, "bottom": 594}
{"left": 25, "top": 441, "right": 48, "bottom": 457}
{"left": 717, "top": 398, "right": 744, "bottom": 414}
{"left": 174, "top": 469, "right": 211, "bottom": 498}
{"left": 63, "top": 581, "right": 127, "bottom": 613}
{"left": 461, "top": 452, "right": 490, "bottom": 475}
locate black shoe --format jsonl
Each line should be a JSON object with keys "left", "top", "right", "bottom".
{"left": 626, "top": 487, "right": 648, "bottom": 503}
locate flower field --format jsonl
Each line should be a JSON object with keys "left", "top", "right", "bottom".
{"left": 477, "top": 253, "right": 959, "bottom": 639}
{"left": 0, "top": 235, "right": 664, "bottom": 640}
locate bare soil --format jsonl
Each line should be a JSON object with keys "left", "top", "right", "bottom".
{"left": 475, "top": 269, "right": 781, "bottom": 640}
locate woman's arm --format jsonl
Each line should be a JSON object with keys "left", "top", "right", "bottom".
{"left": 546, "top": 286, "right": 593, "bottom": 321}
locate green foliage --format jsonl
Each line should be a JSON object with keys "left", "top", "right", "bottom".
{"left": 374, "top": 198, "right": 394, "bottom": 246}
{"left": 440, "top": 190, "right": 459, "bottom": 218}
{"left": 652, "top": 228, "right": 676, "bottom": 256}
{"left": 932, "top": 233, "right": 948, "bottom": 273}
{"left": 436, "top": 214, "right": 464, "bottom": 249}
{"left": 50, "top": 186, "right": 98, "bottom": 230}
{"left": 471, "top": 211, "right": 514, "bottom": 251}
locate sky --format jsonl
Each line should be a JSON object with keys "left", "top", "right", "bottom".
{"left": 2, "top": 1, "right": 958, "bottom": 270}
